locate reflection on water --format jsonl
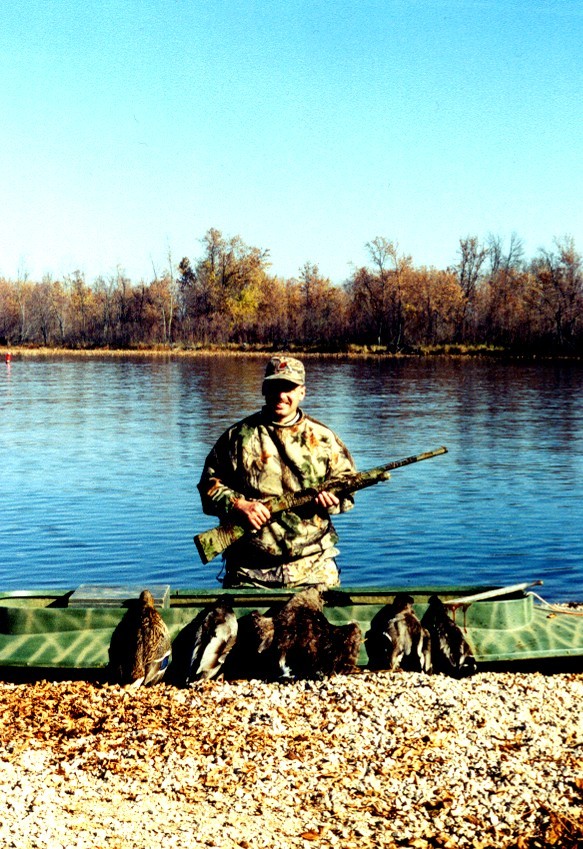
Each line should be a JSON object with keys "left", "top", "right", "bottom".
{"left": 1, "top": 355, "right": 582, "bottom": 600}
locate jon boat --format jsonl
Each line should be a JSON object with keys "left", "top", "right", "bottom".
{"left": 0, "top": 580, "right": 582, "bottom": 677}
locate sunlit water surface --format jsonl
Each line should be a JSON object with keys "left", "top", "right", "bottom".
{"left": 1, "top": 355, "right": 582, "bottom": 600}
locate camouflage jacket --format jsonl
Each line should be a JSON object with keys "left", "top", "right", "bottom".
{"left": 198, "top": 408, "right": 356, "bottom": 564}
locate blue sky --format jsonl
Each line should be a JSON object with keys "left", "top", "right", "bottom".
{"left": 1, "top": 0, "right": 581, "bottom": 285}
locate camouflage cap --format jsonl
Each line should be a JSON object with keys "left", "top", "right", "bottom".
{"left": 263, "top": 356, "right": 305, "bottom": 385}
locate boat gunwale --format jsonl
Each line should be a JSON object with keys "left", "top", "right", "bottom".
{"left": 0, "top": 584, "right": 534, "bottom": 608}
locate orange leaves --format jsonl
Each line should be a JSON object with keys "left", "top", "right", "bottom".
{"left": 0, "top": 671, "right": 581, "bottom": 848}
{"left": 509, "top": 805, "right": 583, "bottom": 849}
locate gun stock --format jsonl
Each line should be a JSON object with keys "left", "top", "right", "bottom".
{"left": 194, "top": 445, "right": 447, "bottom": 564}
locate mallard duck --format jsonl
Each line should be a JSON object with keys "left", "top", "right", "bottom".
{"left": 271, "top": 586, "right": 362, "bottom": 680}
{"left": 108, "top": 589, "right": 171, "bottom": 687}
{"left": 366, "top": 593, "right": 432, "bottom": 673}
{"left": 183, "top": 596, "right": 238, "bottom": 684}
{"left": 421, "top": 594, "right": 477, "bottom": 678}
{"left": 221, "top": 609, "right": 275, "bottom": 680}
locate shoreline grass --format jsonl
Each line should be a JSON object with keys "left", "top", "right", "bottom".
{"left": 3, "top": 343, "right": 580, "bottom": 361}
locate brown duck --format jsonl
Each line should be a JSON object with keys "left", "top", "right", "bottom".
{"left": 421, "top": 594, "right": 477, "bottom": 678}
{"left": 270, "top": 586, "right": 362, "bottom": 680}
{"left": 108, "top": 589, "right": 172, "bottom": 686}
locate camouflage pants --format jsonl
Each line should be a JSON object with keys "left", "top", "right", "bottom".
{"left": 222, "top": 547, "right": 341, "bottom": 589}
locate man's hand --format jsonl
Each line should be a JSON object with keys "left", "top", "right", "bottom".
{"left": 233, "top": 497, "right": 272, "bottom": 530}
{"left": 314, "top": 490, "right": 340, "bottom": 510}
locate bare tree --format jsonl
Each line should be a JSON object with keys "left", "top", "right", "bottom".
{"left": 455, "top": 236, "right": 489, "bottom": 341}
{"left": 531, "top": 236, "right": 582, "bottom": 351}
{"left": 30, "top": 274, "right": 57, "bottom": 345}
{"left": 346, "top": 237, "right": 411, "bottom": 349}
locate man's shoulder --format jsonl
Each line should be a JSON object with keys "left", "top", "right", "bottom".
{"left": 299, "top": 414, "right": 354, "bottom": 462}
{"left": 220, "top": 410, "right": 264, "bottom": 439}
{"left": 301, "top": 412, "right": 338, "bottom": 436}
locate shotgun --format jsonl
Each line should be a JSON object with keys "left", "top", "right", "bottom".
{"left": 193, "top": 446, "right": 447, "bottom": 564}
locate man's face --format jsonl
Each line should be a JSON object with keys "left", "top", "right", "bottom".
{"left": 263, "top": 380, "right": 306, "bottom": 423}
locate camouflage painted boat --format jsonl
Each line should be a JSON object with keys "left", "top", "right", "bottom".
{"left": 0, "top": 580, "right": 581, "bottom": 674}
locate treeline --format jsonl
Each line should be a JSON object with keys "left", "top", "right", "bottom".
{"left": 1, "top": 228, "right": 581, "bottom": 355}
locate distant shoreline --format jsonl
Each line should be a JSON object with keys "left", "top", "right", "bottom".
{"left": 2, "top": 344, "right": 581, "bottom": 362}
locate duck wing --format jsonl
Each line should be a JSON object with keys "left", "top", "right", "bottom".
{"left": 109, "top": 590, "right": 171, "bottom": 686}
{"left": 139, "top": 610, "right": 172, "bottom": 686}
{"left": 187, "top": 599, "right": 238, "bottom": 683}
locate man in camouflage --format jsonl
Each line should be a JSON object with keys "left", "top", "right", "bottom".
{"left": 198, "top": 356, "right": 356, "bottom": 588}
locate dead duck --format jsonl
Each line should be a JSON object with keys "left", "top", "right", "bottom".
{"left": 221, "top": 609, "right": 275, "bottom": 680}
{"left": 108, "top": 589, "right": 171, "bottom": 687}
{"left": 184, "top": 596, "right": 238, "bottom": 684}
{"left": 421, "top": 594, "right": 477, "bottom": 678}
{"left": 220, "top": 586, "right": 360, "bottom": 682}
{"left": 270, "top": 586, "right": 362, "bottom": 680}
{"left": 366, "top": 592, "right": 432, "bottom": 673}
{"left": 320, "top": 618, "right": 362, "bottom": 676}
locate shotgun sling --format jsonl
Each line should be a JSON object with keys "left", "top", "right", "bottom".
{"left": 193, "top": 446, "right": 448, "bottom": 564}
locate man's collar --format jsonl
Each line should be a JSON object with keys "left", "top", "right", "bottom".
{"left": 261, "top": 407, "right": 303, "bottom": 427}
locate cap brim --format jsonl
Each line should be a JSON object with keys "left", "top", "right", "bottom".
{"left": 262, "top": 374, "right": 304, "bottom": 385}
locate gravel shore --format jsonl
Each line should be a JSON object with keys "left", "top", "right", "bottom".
{"left": 0, "top": 669, "right": 581, "bottom": 849}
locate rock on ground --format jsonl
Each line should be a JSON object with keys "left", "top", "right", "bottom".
{"left": 0, "top": 670, "right": 581, "bottom": 848}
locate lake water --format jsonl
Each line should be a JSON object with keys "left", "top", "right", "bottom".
{"left": 1, "top": 354, "right": 582, "bottom": 601}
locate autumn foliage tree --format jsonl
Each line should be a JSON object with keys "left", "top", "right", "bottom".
{"left": 345, "top": 238, "right": 465, "bottom": 351}
{"left": 178, "top": 229, "right": 271, "bottom": 345}
{"left": 0, "top": 229, "right": 580, "bottom": 355}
